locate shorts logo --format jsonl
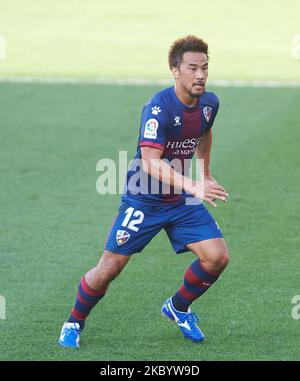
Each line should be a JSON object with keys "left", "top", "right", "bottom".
{"left": 203, "top": 106, "right": 212, "bottom": 123}
{"left": 116, "top": 230, "right": 131, "bottom": 245}
{"left": 144, "top": 118, "right": 159, "bottom": 139}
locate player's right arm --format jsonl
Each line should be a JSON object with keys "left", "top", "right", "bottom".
{"left": 141, "top": 146, "right": 227, "bottom": 206}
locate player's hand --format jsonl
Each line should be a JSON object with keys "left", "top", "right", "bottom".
{"left": 185, "top": 177, "right": 229, "bottom": 207}
{"left": 203, "top": 178, "right": 228, "bottom": 207}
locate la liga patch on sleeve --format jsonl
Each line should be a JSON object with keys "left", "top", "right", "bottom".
{"left": 144, "top": 118, "right": 159, "bottom": 139}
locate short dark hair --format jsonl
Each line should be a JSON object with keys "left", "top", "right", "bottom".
{"left": 168, "top": 35, "right": 209, "bottom": 69}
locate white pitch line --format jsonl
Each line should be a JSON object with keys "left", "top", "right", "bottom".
{"left": 0, "top": 76, "right": 300, "bottom": 88}
{"left": 0, "top": 76, "right": 172, "bottom": 85}
{"left": 209, "top": 79, "right": 300, "bottom": 88}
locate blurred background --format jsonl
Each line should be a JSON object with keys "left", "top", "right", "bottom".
{"left": 1, "top": 0, "right": 300, "bottom": 361}
{"left": 1, "top": 0, "right": 300, "bottom": 81}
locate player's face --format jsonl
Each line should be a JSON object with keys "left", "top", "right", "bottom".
{"left": 173, "top": 52, "right": 208, "bottom": 98}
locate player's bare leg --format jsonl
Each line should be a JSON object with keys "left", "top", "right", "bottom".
{"left": 58, "top": 250, "right": 130, "bottom": 348}
{"left": 187, "top": 238, "right": 229, "bottom": 273}
{"left": 85, "top": 250, "right": 131, "bottom": 290}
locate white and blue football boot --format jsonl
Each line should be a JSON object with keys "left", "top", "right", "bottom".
{"left": 58, "top": 322, "right": 81, "bottom": 348}
{"left": 161, "top": 298, "right": 205, "bottom": 342}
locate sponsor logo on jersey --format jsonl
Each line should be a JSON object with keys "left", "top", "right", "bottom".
{"left": 151, "top": 106, "right": 161, "bottom": 115}
{"left": 166, "top": 137, "right": 201, "bottom": 149}
{"left": 144, "top": 118, "right": 159, "bottom": 139}
{"left": 173, "top": 116, "right": 181, "bottom": 126}
{"left": 203, "top": 106, "right": 212, "bottom": 123}
{"left": 116, "top": 230, "right": 131, "bottom": 245}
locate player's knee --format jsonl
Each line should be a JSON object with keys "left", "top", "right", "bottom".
{"left": 99, "top": 261, "right": 122, "bottom": 282}
{"left": 205, "top": 247, "right": 229, "bottom": 273}
{"left": 215, "top": 247, "right": 229, "bottom": 271}
{"left": 96, "top": 252, "right": 128, "bottom": 282}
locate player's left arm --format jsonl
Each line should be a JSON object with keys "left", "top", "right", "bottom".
{"left": 196, "top": 128, "right": 213, "bottom": 180}
{"left": 196, "top": 129, "right": 228, "bottom": 202}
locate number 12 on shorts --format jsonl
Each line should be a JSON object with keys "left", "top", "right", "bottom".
{"left": 121, "top": 207, "right": 144, "bottom": 232}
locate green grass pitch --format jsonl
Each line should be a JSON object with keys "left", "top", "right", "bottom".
{"left": 0, "top": 82, "right": 299, "bottom": 360}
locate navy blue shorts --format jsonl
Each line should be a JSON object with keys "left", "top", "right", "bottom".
{"left": 104, "top": 199, "right": 223, "bottom": 256}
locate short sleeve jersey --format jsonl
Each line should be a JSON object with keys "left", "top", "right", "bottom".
{"left": 122, "top": 86, "right": 220, "bottom": 205}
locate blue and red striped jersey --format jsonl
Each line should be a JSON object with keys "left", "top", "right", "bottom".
{"left": 122, "top": 86, "right": 219, "bottom": 205}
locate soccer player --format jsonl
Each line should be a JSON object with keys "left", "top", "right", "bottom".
{"left": 58, "top": 35, "right": 229, "bottom": 347}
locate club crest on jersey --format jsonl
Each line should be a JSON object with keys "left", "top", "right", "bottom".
{"left": 116, "top": 230, "right": 131, "bottom": 245}
{"left": 144, "top": 118, "right": 159, "bottom": 139}
{"left": 203, "top": 106, "right": 212, "bottom": 123}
